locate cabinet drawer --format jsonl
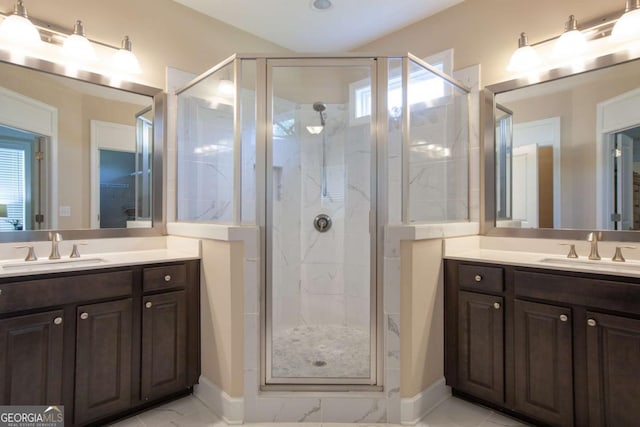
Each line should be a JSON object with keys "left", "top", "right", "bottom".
{"left": 0, "top": 270, "right": 133, "bottom": 313}
{"left": 458, "top": 264, "right": 504, "bottom": 293}
{"left": 143, "top": 264, "right": 187, "bottom": 292}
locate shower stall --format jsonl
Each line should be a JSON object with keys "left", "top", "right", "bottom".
{"left": 176, "top": 54, "right": 470, "bottom": 389}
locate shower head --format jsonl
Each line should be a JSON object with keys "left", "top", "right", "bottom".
{"left": 313, "top": 101, "right": 327, "bottom": 126}
{"left": 313, "top": 101, "right": 327, "bottom": 112}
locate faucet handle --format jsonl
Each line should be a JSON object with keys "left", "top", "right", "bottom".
{"left": 612, "top": 246, "right": 636, "bottom": 262}
{"left": 15, "top": 245, "right": 37, "bottom": 261}
{"left": 70, "top": 242, "right": 88, "bottom": 258}
{"left": 559, "top": 243, "right": 578, "bottom": 258}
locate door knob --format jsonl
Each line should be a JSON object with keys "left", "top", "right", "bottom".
{"left": 560, "top": 314, "right": 568, "bottom": 322}
{"left": 587, "top": 318, "right": 597, "bottom": 327}
{"left": 80, "top": 312, "right": 89, "bottom": 320}
{"left": 53, "top": 317, "right": 63, "bottom": 325}
{"left": 493, "top": 302, "right": 501, "bottom": 309}
{"left": 145, "top": 301, "right": 153, "bottom": 309}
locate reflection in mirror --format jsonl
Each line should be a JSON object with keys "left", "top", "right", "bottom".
{"left": 493, "top": 58, "right": 640, "bottom": 231}
{"left": 0, "top": 59, "right": 154, "bottom": 232}
{"left": 495, "top": 104, "right": 512, "bottom": 224}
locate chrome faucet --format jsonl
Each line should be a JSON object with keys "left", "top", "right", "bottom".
{"left": 588, "top": 232, "right": 601, "bottom": 260}
{"left": 48, "top": 232, "right": 62, "bottom": 260}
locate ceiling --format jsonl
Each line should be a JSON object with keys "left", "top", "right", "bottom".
{"left": 173, "top": 0, "right": 463, "bottom": 52}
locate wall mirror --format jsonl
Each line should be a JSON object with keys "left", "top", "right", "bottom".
{"left": 0, "top": 52, "right": 164, "bottom": 243}
{"left": 484, "top": 50, "right": 640, "bottom": 241}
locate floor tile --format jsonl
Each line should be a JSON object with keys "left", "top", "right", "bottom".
{"left": 107, "top": 394, "right": 529, "bottom": 427}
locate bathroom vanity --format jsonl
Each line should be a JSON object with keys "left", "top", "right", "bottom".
{"left": 444, "top": 256, "right": 640, "bottom": 427}
{"left": 0, "top": 257, "right": 200, "bottom": 426}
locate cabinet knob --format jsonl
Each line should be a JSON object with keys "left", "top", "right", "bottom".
{"left": 587, "top": 318, "right": 597, "bottom": 327}
{"left": 145, "top": 301, "right": 153, "bottom": 309}
{"left": 474, "top": 274, "right": 483, "bottom": 282}
{"left": 560, "top": 314, "right": 568, "bottom": 322}
{"left": 80, "top": 312, "right": 89, "bottom": 320}
{"left": 164, "top": 274, "right": 171, "bottom": 282}
{"left": 53, "top": 316, "right": 63, "bottom": 325}
{"left": 493, "top": 302, "right": 501, "bottom": 309}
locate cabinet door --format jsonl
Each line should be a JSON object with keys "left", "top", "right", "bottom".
{"left": 0, "top": 310, "right": 64, "bottom": 405}
{"left": 457, "top": 291, "right": 504, "bottom": 404}
{"left": 75, "top": 299, "right": 132, "bottom": 425}
{"left": 514, "top": 300, "right": 573, "bottom": 427}
{"left": 586, "top": 312, "right": 640, "bottom": 427}
{"left": 141, "top": 290, "right": 187, "bottom": 401}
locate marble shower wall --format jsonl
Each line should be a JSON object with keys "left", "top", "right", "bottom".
{"left": 407, "top": 83, "right": 469, "bottom": 223}
{"left": 272, "top": 102, "right": 372, "bottom": 335}
{"left": 176, "top": 94, "right": 235, "bottom": 223}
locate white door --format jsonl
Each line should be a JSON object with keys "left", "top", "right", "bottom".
{"left": 513, "top": 117, "right": 560, "bottom": 227}
{"left": 512, "top": 144, "right": 538, "bottom": 228}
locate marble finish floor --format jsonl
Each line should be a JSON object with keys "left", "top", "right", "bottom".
{"left": 108, "top": 395, "right": 531, "bottom": 427}
{"left": 271, "top": 325, "right": 370, "bottom": 378}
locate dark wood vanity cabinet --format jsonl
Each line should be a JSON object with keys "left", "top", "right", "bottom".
{"left": 141, "top": 290, "right": 187, "bottom": 401}
{"left": 0, "top": 310, "right": 64, "bottom": 405}
{"left": 513, "top": 300, "right": 573, "bottom": 426}
{"left": 456, "top": 290, "right": 504, "bottom": 404}
{"left": 585, "top": 312, "right": 640, "bottom": 427}
{"left": 0, "top": 259, "right": 200, "bottom": 426}
{"left": 74, "top": 298, "right": 133, "bottom": 425}
{"left": 445, "top": 259, "right": 640, "bottom": 427}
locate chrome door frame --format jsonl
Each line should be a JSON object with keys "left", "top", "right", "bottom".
{"left": 261, "top": 57, "right": 383, "bottom": 389}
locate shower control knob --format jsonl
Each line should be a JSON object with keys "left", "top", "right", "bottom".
{"left": 313, "top": 214, "right": 332, "bottom": 233}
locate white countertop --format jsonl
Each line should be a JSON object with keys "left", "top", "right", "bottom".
{"left": 0, "top": 236, "right": 201, "bottom": 278}
{"left": 444, "top": 236, "right": 640, "bottom": 279}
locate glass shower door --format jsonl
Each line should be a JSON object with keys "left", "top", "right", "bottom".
{"left": 265, "top": 59, "right": 377, "bottom": 385}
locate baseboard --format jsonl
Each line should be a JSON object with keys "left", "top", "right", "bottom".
{"left": 400, "top": 378, "right": 451, "bottom": 425}
{"left": 194, "top": 376, "right": 244, "bottom": 425}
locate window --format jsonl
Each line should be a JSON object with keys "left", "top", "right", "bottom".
{"left": 0, "top": 142, "right": 28, "bottom": 231}
{"left": 351, "top": 50, "right": 453, "bottom": 121}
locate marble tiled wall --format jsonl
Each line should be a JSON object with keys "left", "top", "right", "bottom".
{"left": 176, "top": 96, "right": 235, "bottom": 223}
{"left": 407, "top": 91, "right": 470, "bottom": 223}
{"left": 272, "top": 103, "right": 372, "bottom": 334}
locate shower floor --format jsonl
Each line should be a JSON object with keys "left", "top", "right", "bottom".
{"left": 271, "top": 324, "right": 370, "bottom": 378}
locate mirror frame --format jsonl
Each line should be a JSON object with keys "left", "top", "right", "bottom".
{"left": 482, "top": 48, "right": 640, "bottom": 242}
{"left": 0, "top": 50, "right": 165, "bottom": 243}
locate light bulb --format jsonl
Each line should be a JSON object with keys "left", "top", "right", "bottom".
{"left": 507, "top": 33, "right": 541, "bottom": 73}
{"left": 0, "top": 1, "right": 41, "bottom": 49}
{"left": 111, "top": 36, "right": 141, "bottom": 74}
{"left": 554, "top": 15, "right": 587, "bottom": 59}
{"left": 62, "top": 20, "right": 96, "bottom": 61}
{"left": 612, "top": 8, "right": 640, "bottom": 42}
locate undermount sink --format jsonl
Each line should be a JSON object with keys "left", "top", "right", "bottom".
{"left": 539, "top": 257, "right": 640, "bottom": 271}
{"left": 0, "top": 257, "right": 106, "bottom": 272}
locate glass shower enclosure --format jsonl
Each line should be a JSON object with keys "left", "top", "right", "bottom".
{"left": 176, "top": 53, "right": 470, "bottom": 388}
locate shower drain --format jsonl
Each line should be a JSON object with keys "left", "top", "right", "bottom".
{"left": 312, "top": 360, "right": 327, "bottom": 367}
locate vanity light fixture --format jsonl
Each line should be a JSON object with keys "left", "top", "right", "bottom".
{"left": 507, "top": 5, "right": 640, "bottom": 74}
{"left": 506, "top": 32, "right": 541, "bottom": 73}
{"left": 62, "top": 20, "right": 96, "bottom": 61}
{"left": 0, "top": 3, "right": 142, "bottom": 77}
{"left": 612, "top": 0, "right": 640, "bottom": 42}
{"left": 0, "top": 0, "right": 40, "bottom": 48}
{"left": 553, "top": 15, "right": 587, "bottom": 59}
